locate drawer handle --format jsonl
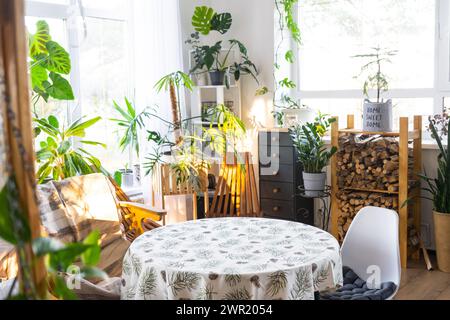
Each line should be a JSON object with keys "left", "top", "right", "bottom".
{"left": 272, "top": 188, "right": 280, "bottom": 194}
{"left": 272, "top": 137, "right": 278, "bottom": 142}
{"left": 272, "top": 153, "right": 279, "bottom": 158}
{"left": 273, "top": 206, "right": 280, "bottom": 212}
{"left": 272, "top": 171, "right": 278, "bottom": 176}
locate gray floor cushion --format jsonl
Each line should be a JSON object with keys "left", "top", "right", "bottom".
{"left": 320, "top": 266, "right": 397, "bottom": 300}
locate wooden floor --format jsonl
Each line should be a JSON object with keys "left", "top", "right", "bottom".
{"left": 396, "top": 253, "right": 450, "bottom": 300}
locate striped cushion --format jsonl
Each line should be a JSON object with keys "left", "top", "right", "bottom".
{"left": 37, "top": 182, "right": 78, "bottom": 243}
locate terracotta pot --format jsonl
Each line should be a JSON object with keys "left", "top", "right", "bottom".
{"left": 433, "top": 211, "right": 450, "bottom": 272}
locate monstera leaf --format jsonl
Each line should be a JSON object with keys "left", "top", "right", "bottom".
{"left": 29, "top": 20, "right": 51, "bottom": 57}
{"left": 211, "top": 12, "right": 232, "bottom": 34}
{"left": 192, "top": 6, "right": 215, "bottom": 35}
{"left": 44, "top": 72, "right": 74, "bottom": 100}
{"left": 44, "top": 41, "right": 71, "bottom": 75}
{"left": 30, "top": 64, "right": 48, "bottom": 90}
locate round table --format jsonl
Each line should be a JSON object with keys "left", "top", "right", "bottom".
{"left": 121, "top": 218, "right": 343, "bottom": 300}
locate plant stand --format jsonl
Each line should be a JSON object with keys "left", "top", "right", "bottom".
{"left": 297, "top": 185, "right": 332, "bottom": 231}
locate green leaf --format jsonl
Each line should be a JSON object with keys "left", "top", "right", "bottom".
{"left": 285, "top": 50, "right": 295, "bottom": 63}
{"left": 48, "top": 243, "right": 93, "bottom": 271}
{"left": 192, "top": 6, "right": 215, "bottom": 35}
{"left": 29, "top": 20, "right": 51, "bottom": 57}
{"left": 48, "top": 115, "right": 59, "bottom": 129}
{"left": 30, "top": 64, "right": 48, "bottom": 90}
{"left": 81, "top": 230, "right": 101, "bottom": 266}
{"left": 80, "top": 140, "right": 107, "bottom": 149}
{"left": 32, "top": 237, "right": 65, "bottom": 256}
{"left": 80, "top": 266, "right": 107, "bottom": 280}
{"left": 113, "top": 170, "right": 122, "bottom": 187}
{"left": 53, "top": 275, "right": 78, "bottom": 300}
{"left": 57, "top": 140, "right": 71, "bottom": 154}
{"left": 0, "top": 178, "right": 31, "bottom": 245}
{"left": 44, "top": 41, "right": 71, "bottom": 74}
{"left": 210, "top": 12, "right": 232, "bottom": 34}
{"left": 45, "top": 72, "right": 74, "bottom": 100}
{"left": 66, "top": 116, "right": 101, "bottom": 137}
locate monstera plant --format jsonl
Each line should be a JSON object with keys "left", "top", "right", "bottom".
{"left": 28, "top": 20, "right": 74, "bottom": 109}
{"left": 192, "top": 6, "right": 232, "bottom": 35}
{"left": 188, "top": 6, "right": 259, "bottom": 88}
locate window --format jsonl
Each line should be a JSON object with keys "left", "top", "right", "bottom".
{"left": 25, "top": 0, "right": 133, "bottom": 171}
{"left": 296, "top": 0, "right": 447, "bottom": 132}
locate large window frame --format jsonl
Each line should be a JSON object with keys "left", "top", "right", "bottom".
{"left": 294, "top": 0, "right": 449, "bottom": 122}
{"left": 25, "top": 0, "right": 135, "bottom": 164}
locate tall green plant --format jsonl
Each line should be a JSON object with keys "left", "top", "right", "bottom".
{"left": 419, "top": 119, "right": 450, "bottom": 213}
{"left": 110, "top": 97, "right": 151, "bottom": 158}
{"left": 352, "top": 47, "right": 398, "bottom": 103}
{"left": 28, "top": 20, "right": 74, "bottom": 111}
{"left": 290, "top": 113, "right": 337, "bottom": 173}
{"left": 34, "top": 116, "right": 106, "bottom": 183}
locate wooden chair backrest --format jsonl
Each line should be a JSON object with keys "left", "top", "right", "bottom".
{"left": 207, "top": 152, "right": 261, "bottom": 218}
{"left": 152, "top": 163, "right": 208, "bottom": 197}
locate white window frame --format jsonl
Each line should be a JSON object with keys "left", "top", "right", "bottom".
{"left": 294, "top": 0, "right": 450, "bottom": 119}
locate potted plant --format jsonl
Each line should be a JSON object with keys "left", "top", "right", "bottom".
{"left": 290, "top": 113, "right": 337, "bottom": 197}
{"left": 420, "top": 115, "right": 450, "bottom": 272}
{"left": 353, "top": 47, "right": 398, "bottom": 132}
{"left": 110, "top": 97, "right": 153, "bottom": 184}
{"left": 188, "top": 6, "right": 259, "bottom": 88}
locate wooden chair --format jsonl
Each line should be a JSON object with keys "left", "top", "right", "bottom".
{"left": 151, "top": 163, "right": 209, "bottom": 220}
{"left": 207, "top": 152, "right": 261, "bottom": 218}
{"left": 106, "top": 175, "right": 166, "bottom": 242}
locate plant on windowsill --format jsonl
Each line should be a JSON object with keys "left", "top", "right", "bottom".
{"left": 34, "top": 115, "right": 106, "bottom": 184}
{"left": 352, "top": 47, "right": 398, "bottom": 132}
{"left": 110, "top": 97, "right": 153, "bottom": 187}
{"left": 419, "top": 115, "right": 450, "bottom": 272}
{"left": 289, "top": 113, "right": 337, "bottom": 197}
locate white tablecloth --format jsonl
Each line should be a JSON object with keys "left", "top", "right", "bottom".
{"left": 121, "top": 218, "right": 343, "bottom": 300}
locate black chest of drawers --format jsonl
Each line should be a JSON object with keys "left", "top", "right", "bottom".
{"left": 258, "top": 130, "right": 314, "bottom": 225}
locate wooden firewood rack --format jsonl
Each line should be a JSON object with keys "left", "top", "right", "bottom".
{"left": 330, "top": 115, "right": 423, "bottom": 268}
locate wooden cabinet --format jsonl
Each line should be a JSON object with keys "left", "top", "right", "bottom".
{"left": 258, "top": 129, "right": 314, "bottom": 225}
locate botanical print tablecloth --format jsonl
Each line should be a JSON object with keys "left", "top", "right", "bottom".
{"left": 121, "top": 218, "right": 343, "bottom": 300}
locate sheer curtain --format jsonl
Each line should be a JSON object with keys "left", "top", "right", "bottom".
{"left": 132, "top": 0, "right": 185, "bottom": 206}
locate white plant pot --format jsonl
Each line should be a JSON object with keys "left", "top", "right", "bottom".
{"left": 120, "top": 169, "right": 134, "bottom": 187}
{"left": 303, "top": 172, "right": 327, "bottom": 197}
{"left": 363, "top": 99, "right": 393, "bottom": 132}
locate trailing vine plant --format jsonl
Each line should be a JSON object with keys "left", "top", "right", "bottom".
{"left": 272, "top": 0, "right": 302, "bottom": 126}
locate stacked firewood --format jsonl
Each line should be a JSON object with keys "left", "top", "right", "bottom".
{"left": 336, "top": 191, "right": 399, "bottom": 241}
{"left": 336, "top": 134, "right": 416, "bottom": 192}
{"left": 335, "top": 134, "right": 417, "bottom": 242}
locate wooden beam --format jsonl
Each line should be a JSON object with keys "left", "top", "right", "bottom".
{"left": 0, "top": 0, "right": 46, "bottom": 298}
{"left": 399, "top": 117, "right": 409, "bottom": 269}
{"left": 331, "top": 116, "right": 339, "bottom": 237}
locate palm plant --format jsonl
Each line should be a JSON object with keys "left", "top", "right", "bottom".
{"left": 34, "top": 116, "right": 106, "bottom": 183}
{"left": 290, "top": 113, "right": 337, "bottom": 173}
{"left": 110, "top": 97, "right": 151, "bottom": 158}
{"left": 154, "top": 71, "right": 195, "bottom": 144}
{"left": 419, "top": 118, "right": 450, "bottom": 213}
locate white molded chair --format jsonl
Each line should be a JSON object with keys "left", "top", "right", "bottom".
{"left": 341, "top": 206, "right": 401, "bottom": 300}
